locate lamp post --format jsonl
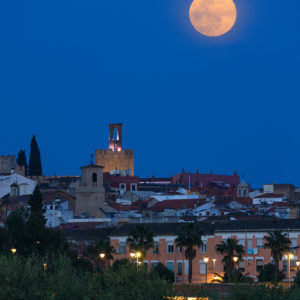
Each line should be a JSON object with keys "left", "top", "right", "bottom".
{"left": 233, "top": 256, "right": 238, "bottom": 271}
{"left": 296, "top": 261, "right": 300, "bottom": 271}
{"left": 212, "top": 258, "right": 216, "bottom": 280}
{"left": 99, "top": 253, "right": 105, "bottom": 270}
{"left": 136, "top": 252, "right": 141, "bottom": 270}
{"left": 43, "top": 263, "right": 47, "bottom": 271}
{"left": 285, "top": 253, "right": 294, "bottom": 288}
{"left": 130, "top": 251, "right": 135, "bottom": 263}
{"left": 204, "top": 257, "right": 209, "bottom": 283}
{"left": 11, "top": 248, "right": 17, "bottom": 254}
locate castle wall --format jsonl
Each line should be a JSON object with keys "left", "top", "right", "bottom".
{"left": 95, "top": 149, "right": 134, "bottom": 176}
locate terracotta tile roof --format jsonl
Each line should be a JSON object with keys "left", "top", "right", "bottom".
{"left": 107, "top": 204, "right": 141, "bottom": 211}
{"left": 254, "top": 193, "right": 285, "bottom": 198}
{"left": 149, "top": 199, "right": 205, "bottom": 211}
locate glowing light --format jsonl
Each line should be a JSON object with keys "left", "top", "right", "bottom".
{"left": 99, "top": 253, "right": 105, "bottom": 259}
{"left": 233, "top": 256, "right": 238, "bottom": 262}
{"left": 189, "top": 0, "right": 237, "bottom": 37}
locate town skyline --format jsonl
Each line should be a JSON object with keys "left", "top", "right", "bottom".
{"left": 1, "top": 124, "right": 299, "bottom": 189}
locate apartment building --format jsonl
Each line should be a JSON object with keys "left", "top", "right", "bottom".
{"left": 110, "top": 219, "right": 300, "bottom": 283}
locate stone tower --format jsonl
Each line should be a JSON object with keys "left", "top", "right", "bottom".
{"left": 237, "top": 180, "right": 250, "bottom": 197}
{"left": 95, "top": 123, "right": 134, "bottom": 175}
{"left": 0, "top": 155, "right": 16, "bottom": 174}
{"left": 75, "top": 164, "right": 105, "bottom": 218}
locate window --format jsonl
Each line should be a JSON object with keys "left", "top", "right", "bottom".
{"left": 119, "top": 242, "right": 126, "bottom": 254}
{"left": 247, "top": 239, "right": 252, "bottom": 249}
{"left": 167, "top": 262, "right": 174, "bottom": 272}
{"left": 239, "top": 261, "right": 245, "bottom": 272}
{"left": 131, "top": 184, "right": 137, "bottom": 191}
{"left": 144, "top": 262, "right": 148, "bottom": 268}
{"left": 256, "top": 259, "right": 263, "bottom": 272}
{"left": 200, "top": 263, "right": 206, "bottom": 275}
{"left": 167, "top": 244, "right": 174, "bottom": 253}
{"left": 239, "top": 239, "right": 245, "bottom": 247}
{"left": 283, "top": 260, "right": 288, "bottom": 272}
{"left": 178, "top": 246, "right": 182, "bottom": 254}
{"left": 152, "top": 242, "right": 159, "bottom": 254}
{"left": 256, "top": 238, "right": 263, "bottom": 249}
{"left": 200, "top": 242, "right": 207, "bottom": 253}
{"left": 151, "top": 261, "right": 159, "bottom": 267}
{"left": 178, "top": 262, "right": 183, "bottom": 275}
{"left": 92, "top": 173, "right": 97, "bottom": 183}
{"left": 120, "top": 183, "right": 126, "bottom": 190}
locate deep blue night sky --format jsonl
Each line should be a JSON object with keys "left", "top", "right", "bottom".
{"left": 0, "top": 0, "right": 299, "bottom": 187}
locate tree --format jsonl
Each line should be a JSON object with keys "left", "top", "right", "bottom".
{"left": 16, "top": 150, "right": 28, "bottom": 175}
{"left": 27, "top": 186, "right": 47, "bottom": 254}
{"left": 175, "top": 222, "right": 204, "bottom": 284}
{"left": 264, "top": 230, "right": 291, "bottom": 283}
{"left": 127, "top": 225, "right": 154, "bottom": 257}
{"left": 258, "top": 263, "right": 286, "bottom": 283}
{"left": 28, "top": 135, "right": 42, "bottom": 176}
{"left": 215, "top": 238, "right": 244, "bottom": 275}
{"left": 152, "top": 262, "right": 175, "bottom": 283}
{"left": 214, "top": 269, "right": 254, "bottom": 284}
{"left": 88, "top": 239, "right": 115, "bottom": 270}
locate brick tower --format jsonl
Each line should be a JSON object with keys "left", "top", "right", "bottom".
{"left": 95, "top": 123, "right": 134, "bottom": 175}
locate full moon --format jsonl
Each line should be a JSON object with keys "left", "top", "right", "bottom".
{"left": 189, "top": 0, "right": 237, "bottom": 37}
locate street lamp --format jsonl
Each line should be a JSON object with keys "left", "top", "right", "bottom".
{"left": 296, "top": 261, "right": 300, "bottom": 271}
{"left": 204, "top": 257, "right": 209, "bottom": 283}
{"left": 285, "top": 253, "right": 294, "bottom": 288}
{"left": 136, "top": 252, "right": 142, "bottom": 270}
{"left": 11, "top": 248, "right": 17, "bottom": 254}
{"left": 212, "top": 258, "right": 217, "bottom": 280}
{"left": 99, "top": 253, "right": 106, "bottom": 270}
{"left": 43, "top": 263, "right": 47, "bottom": 271}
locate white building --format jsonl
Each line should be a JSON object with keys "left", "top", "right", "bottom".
{"left": 0, "top": 173, "right": 36, "bottom": 198}
{"left": 43, "top": 199, "right": 73, "bottom": 228}
{"left": 253, "top": 193, "right": 286, "bottom": 205}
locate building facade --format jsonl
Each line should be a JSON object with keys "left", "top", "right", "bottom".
{"left": 75, "top": 164, "right": 105, "bottom": 218}
{"left": 110, "top": 220, "right": 300, "bottom": 283}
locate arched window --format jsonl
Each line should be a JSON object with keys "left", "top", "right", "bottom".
{"left": 92, "top": 173, "right": 97, "bottom": 183}
{"left": 113, "top": 128, "right": 119, "bottom": 141}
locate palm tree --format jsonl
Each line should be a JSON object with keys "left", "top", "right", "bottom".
{"left": 264, "top": 230, "right": 291, "bottom": 282}
{"left": 88, "top": 239, "right": 115, "bottom": 270}
{"left": 175, "top": 222, "right": 204, "bottom": 284}
{"left": 215, "top": 238, "right": 244, "bottom": 275}
{"left": 127, "top": 225, "right": 154, "bottom": 257}
{"left": 213, "top": 269, "right": 253, "bottom": 284}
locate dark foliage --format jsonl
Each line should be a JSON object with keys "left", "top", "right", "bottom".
{"left": 151, "top": 262, "right": 175, "bottom": 283}
{"left": 258, "top": 263, "right": 286, "bottom": 282}
{"left": 28, "top": 135, "right": 42, "bottom": 176}
{"left": 16, "top": 150, "right": 28, "bottom": 175}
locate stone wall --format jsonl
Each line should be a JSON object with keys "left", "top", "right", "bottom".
{"left": 95, "top": 149, "right": 134, "bottom": 176}
{"left": 0, "top": 155, "right": 16, "bottom": 174}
